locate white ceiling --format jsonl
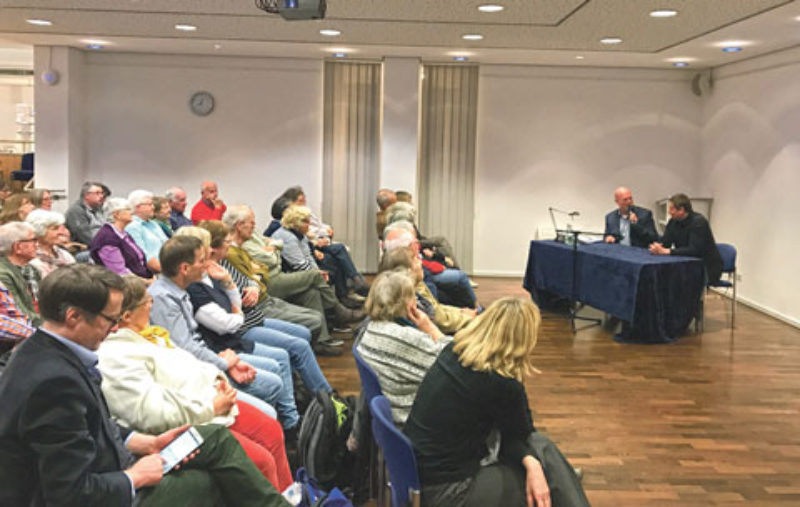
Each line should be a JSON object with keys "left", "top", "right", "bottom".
{"left": 1, "top": 0, "right": 800, "bottom": 70}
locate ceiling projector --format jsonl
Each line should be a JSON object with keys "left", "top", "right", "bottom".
{"left": 255, "top": 0, "right": 327, "bottom": 21}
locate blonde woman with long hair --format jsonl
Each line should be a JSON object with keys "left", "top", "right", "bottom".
{"left": 404, "top": 298, "right": 589, "bottom": 507}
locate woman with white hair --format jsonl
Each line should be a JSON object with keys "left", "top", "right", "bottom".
{"left": 89, "top": 197, "right": 153, "bottom": 280}
{"left": 125, "top": 189, "right": 167, "bottom": 274}
{"left": 355, "top": 269, "right": 450, "bottom": 425}
{"left": 25, "top": 209, "right": 75, "bottom": 278}
{"left": 405, "top": 298, "right": 589, "bottom": 507}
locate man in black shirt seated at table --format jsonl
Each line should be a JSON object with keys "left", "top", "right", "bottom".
{"left": 604, "top": 186, "right": 658, "bottom": 247}
{"left": 649, "top": 193, "right": 722, "bottom": 284}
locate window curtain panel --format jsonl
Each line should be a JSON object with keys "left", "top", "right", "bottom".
{"left": 418, "top": 64, "right": 478, "bottom": 273}
{"left": 322, "top": 61, "right": 382, "bottom": 272}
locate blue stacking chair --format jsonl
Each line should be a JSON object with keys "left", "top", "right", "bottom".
{"left": 708, "top": 243, "right": 737, "bottom": 328}
{"left": 353, "top": 345, "right": 385, "bottom": 504}
{"left": 370, "top": 395, "right": 421, "bottom": 507}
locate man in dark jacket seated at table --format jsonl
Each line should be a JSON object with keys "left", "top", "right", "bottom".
{"left": 649, "top": 193, "right": 723, "bottom": 284}
{"left": 0, "top": 264, "right": 287, "bottom": 507}
{"left": 604, "top": 186, "right": 658, "bottom": 247}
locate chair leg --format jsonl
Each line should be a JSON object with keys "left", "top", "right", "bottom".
{"left": 731, "top": 277, "right": 736, "bottom": 329}
{"left": 376, "top": 448, "right": 387, "bottom": 507}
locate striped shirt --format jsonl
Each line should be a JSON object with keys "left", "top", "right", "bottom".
{"left": 356, "top": 320, "right": 451, "bottom": 424}
{"left": 0, "top": 285, "right": 35, "bottom": 352}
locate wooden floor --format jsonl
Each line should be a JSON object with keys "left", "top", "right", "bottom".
{"left": 317, "top": 277, "right": 800, "bottom": 506}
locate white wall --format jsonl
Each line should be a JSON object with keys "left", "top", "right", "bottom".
{"left": 0, "top": 79, "right": 33, "bottom": 145}
{"left": 474, "top": 65, "right": 703, "bottom": 275}
{"left": 82, "top": 53, "right": 323, "bottom": 233}
{"left": 702, "top": 48, "right": 800, "bottom": 326}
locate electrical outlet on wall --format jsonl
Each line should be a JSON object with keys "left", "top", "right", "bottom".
{"left": 736, "top": 273, "right": 742, "bottom": 282}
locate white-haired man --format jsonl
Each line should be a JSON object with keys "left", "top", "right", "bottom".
{"left": 0, "top": 222, "right": 42, "bottom": 327}
{"left": 125, "top": 190, "right": 167, "bottom": 273}
{"left": 166, "top": 186, "right": 193, "bottom": 231}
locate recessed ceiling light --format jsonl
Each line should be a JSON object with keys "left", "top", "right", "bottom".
{"left": 575, "top": 55, "right": 585, "bottom": 60}
{"left": 722, "top": 47, "right": 742, "bottom": 53}
{"left": 81, "top": 39, "right": 110, "bottom": 45}
{"left": 673, "top": 62, "right": 689, "bottom": 67}
{"left": 26, "top": 19, "right": 52, "bottom": 26}
{"left": 714, "top": 40, "right": 752, "bottom": 48}
{"left": 319, "top": 29, "right": 341, "bottom": 36}
{"left": 213, "top": 43, "right": 222, "bottom": 50}
{"left": 453, "top": 56, "right": 468, "bottom": 62}
{"left": 86, "top": 44, "right": 104, "bottom": 50}
{"left": 462, "top": 34, "right": 484, "bottom": 41}
{"left": 600, "top": 37, "right": 622, "bottom": 44}
{"left": 650, "top": 9, "right": 677, "bottom": 18}
{"left": 333, "top": 52, "right": 347, "bottom": 58}
{"left": 175, "top": 24, "right": 197, "bottom": 31}
{"left": 478, "top": 4, "right": 504, "bottom": 13}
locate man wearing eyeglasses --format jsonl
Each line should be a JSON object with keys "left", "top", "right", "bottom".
{"left": 0, "top": 264, "right": 288, "bottom": 506}
{"left": 0, "top": 222, "right": 42, "bottom": 327}
{"left": 65, "top": 181, "right": 109, "bottom": 246}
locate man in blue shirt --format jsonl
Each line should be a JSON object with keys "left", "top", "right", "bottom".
{"left": 125, "top": 190, "right": 168, "bottom": 273}
{"left": 167, "top": 186, "right": 193, "bottom": 231}
{"left": 603, "top": 186, "right": 658, "bottom": 248}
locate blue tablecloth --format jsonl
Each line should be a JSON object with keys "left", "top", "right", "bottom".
{"left": 523, "top": 241, "right": 704, "bottom": 342}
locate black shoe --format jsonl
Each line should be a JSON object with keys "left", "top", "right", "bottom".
{"left": 340, "top": 294, "right": 364, "bottom": 309}
{"left": 352, "top": 277, "right": 370, "bottom": 297}
{"left": 313, "top": 342, "right": 343, "bottom": 357}
{"left": 334, "top": 303, "right": 365, "bottom": 324}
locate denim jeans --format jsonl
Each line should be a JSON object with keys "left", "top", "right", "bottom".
{"left": 234, "top": 343, "right": 299, "bottom": 429}
{"left": 243, "top": 319, "right": 332, "bottom": 394}
{"left": 430, "top": 268, "right": 476, "bottom": 308}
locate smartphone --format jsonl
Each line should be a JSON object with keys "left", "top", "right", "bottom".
{"left": 159, "top": 426, "right": 204, "bottom": 473}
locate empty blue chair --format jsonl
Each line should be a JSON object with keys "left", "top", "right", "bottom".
{"left": 370, "top": 395, "right": 421, "bottom": 507}
{"left": 708, "top": 243, "right": 737, "bottom": 328}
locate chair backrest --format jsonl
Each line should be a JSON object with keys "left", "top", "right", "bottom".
{"left": 716, "top": 243, "right": 737, "bottom": 273}
{"left": 370, "top": 395, "right": 421, "bottom": 507}
{"left": 352, "top": 345, "right": 384, "bottom": 404}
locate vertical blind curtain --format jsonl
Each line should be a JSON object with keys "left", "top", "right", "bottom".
{"left": 322, "top": 61, "right": 382, "bottom": 272}
{"left": 418, "top": 64, "right": 479, "bottom": 273}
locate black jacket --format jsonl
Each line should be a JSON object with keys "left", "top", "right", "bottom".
{"left": 604, "top": 205, "right": 659, "bottom": 248}
{"left": 661, "top": 211, "right": 723, "bottom": 283}
{"left": 0, "top": 330, "right": 135, "bottom": 506}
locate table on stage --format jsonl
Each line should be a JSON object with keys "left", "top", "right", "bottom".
{"left": 523, "top": 240, "right": 705, "bottom": 343}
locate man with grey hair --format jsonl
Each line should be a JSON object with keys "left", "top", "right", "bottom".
{"left": 0, "top": 222, "right": 42, "bottom": 326}
{"left": 375, "top": 188, "right": 397, "bottom": 240}
{"left": 125, "top": 190, "right": 167, "bottom": 274}
{"left": 64, "top": 181, "right": 107, "bottom": 245}
{"left": 166, "top": 186, "right": 193, "bottom": 231}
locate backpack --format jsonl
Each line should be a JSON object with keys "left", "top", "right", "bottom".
{"left": 298, "top": 390, "right": 358, "bottom": 491}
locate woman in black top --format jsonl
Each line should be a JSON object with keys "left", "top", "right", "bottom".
{"left": 405, "top": 297, "right": 589, "bottom": 507}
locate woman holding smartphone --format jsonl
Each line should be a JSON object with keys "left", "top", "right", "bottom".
{"left": 97, "top": 276, "right": 292, "bottom": 491}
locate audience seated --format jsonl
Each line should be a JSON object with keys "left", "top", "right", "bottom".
{"left": 221, "top": 206, "right": 361, "bottom": 353}
{"left": 166, "top": 186, "right": 193, "bottom": 231}
{"left": 404, "top": 298, "right": 589, "bottom": 507}
{"left": 281, "top": 186, "right": 370, "bottom": 300}
{"left": 383, "top": 219, "right": 477, "bottom": 309}
{"left": 356, "top": 270, "right": 451, "bottom": 425}
{"left": 125, "top": 190, "right": 168, "bottom": 274}
{"left": 191, "top": 180, "right": 227, "bottom": 224}
{"left": 380, "top": 245, "right": 475, "bottom": 334}
{"left": 65, "top": 181, "right": 107, "bottom": 245}
{"left": 0, "top": 193, "right": 34, "bottom": 224}
{"left": 90, "top": 197, "right": 153, "bottom": 280}
{"left": 375, "top": 188, "right": 397, "bottom": 240}
{"left": 148, "top": 236, "right": 299, "bottom": 432}
{"left": 0, "top": 264, "right": 287, "bottom": 506}
{"left": 0, "top": 283, "right": 34, "bottom": 366}
{"left": 185, "top": 222, "right": 334, "bottom": 394}
{"left": 265, "top": 196, "right": 291, "bottom": 237}
{"left": 97, "top": 275, "right": 292, "bottom": 491}
{"left": 0, "top": 222, "right": 42, "bottom": 327}
{"left": 29, "top": 188, "right": 53, "bottom": 210}
{"left": 25, "top": 209, "right": 76, "bottom": 278}
{"left": 152, "top": 195, "right": 174, "bottom": 238}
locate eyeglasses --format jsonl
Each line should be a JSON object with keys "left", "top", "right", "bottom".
{"left": 96, "top": 312, "right": 123, "bottom": 328}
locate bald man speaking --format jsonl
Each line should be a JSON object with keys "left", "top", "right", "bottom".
{"left": 603, "top": 187, "right": 658, "bottom": 248}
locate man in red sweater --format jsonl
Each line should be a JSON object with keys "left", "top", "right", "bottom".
{"left": 191, "top": 181, "right": 227, "bottom": 224}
